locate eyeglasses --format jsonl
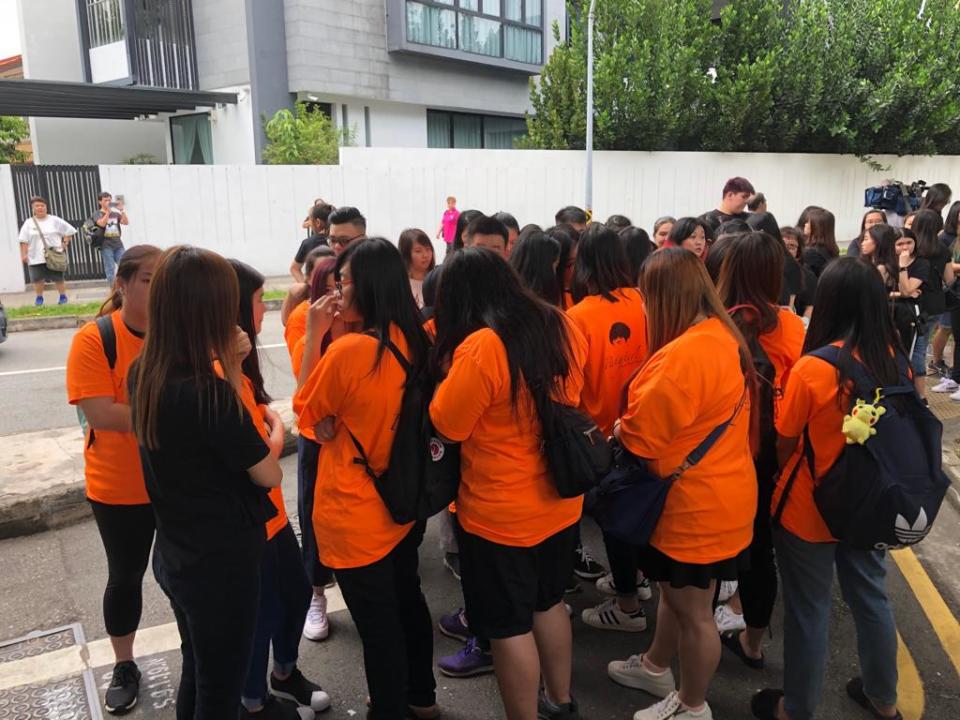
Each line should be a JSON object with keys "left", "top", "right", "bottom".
{"left": 329, "top": 234, "right": 363, "bottom": 248}
{"left": 335, "top": 279, "right": 353, "bottom": 298}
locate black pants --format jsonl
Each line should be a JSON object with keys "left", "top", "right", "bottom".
{"left": 154, "top": 539, "right": 263, "bottom": 720}
{"left": 89, "top": 500, "right": 156, "bottom": 637}
{"left": 735, "top": 460, "right": 778, "bottom": 630}
{"left": 950, "top": 306, "right": 960, "bottom": 382}
{"left": 296, "top": 435, "right": 334, "bottom": 587}
{"left": 336, "top": 522, "right": 436, "bottom": 719}
{"left": 604, "top": 531, "right": 642, "bottom": 594}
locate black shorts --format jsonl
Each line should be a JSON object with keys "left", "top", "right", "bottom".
{"left": 638, "top": 544, "right": 751, "bottom": 590}
{"left": 456, "top": 520, "right": 577, "bottom": 640}
{"left": 28, "top": 263, "right": 64, "bottom": 283}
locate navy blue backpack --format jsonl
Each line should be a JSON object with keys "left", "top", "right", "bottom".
{"left": 774, "top": 346, "right": 949, "bottom": 550}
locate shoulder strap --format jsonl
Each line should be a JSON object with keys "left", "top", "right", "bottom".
{"left": 771, "top": 426, "right": 816, "bottom": 527}
{"left": 669, "top": 385, "right": 748, "bottom": 480}
{"left": 809, "top": 345, "right": 914, "bottom": 399}
{"left": 346, "top": 426, "right": 379, "bottom": 482}
{"left": 96, "top": 315, "right": 118, "bottom": 370}
{"left": 32, "top": 217, "right": 48, "bottom": 248}
{"left": 383, "top": 339, "right": 413, "bottom": 376}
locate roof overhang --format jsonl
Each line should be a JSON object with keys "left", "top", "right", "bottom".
{"left": 0, "top": 79, "right": 237, "bottom": 120}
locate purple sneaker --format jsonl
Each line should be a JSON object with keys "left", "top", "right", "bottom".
{"left": 437, "top": 637, "right": 494, "bottom": 678}
{"left": 438, "top": 608, "right": 470, "bottom": 642}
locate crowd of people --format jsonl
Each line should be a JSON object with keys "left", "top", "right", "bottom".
{"left": 62, "top": 174, "right": 956, "bottom": 720}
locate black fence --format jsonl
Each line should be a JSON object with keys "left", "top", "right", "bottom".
{"left": 11, "top": 164, "right": 106, "bottom": 282}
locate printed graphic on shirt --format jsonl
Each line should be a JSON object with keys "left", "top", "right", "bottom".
{"left": 609, "top": 322, "right": 631, "bottom": 345}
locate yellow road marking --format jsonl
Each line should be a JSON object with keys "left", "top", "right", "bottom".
{"left": 892, "top": 547, "right": 960, "bottom": 680}
{"left": 897, "top": 632, "right": 925, "bottom": 720}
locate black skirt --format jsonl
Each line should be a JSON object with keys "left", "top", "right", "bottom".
{"left": 638, "top": 545, "right": 751, "bottom": 591}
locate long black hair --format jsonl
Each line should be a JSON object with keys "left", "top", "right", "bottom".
{"left": 545, "top": 224, "right": 580, "bottom": 294}
{"left": 860, "top": 223, "right": 899, "bottom": 291}
{"left": 229, "top": 259, "right": 271, "bottom": 405}
{"left": 920, "top": 183, "right": 952, "bottom": 214}
{"left": 746, "top": 211, "right": 784, "bottom": 244}
{"left": 913, "top": 209, "right": 945, "bottom": 259}
{"left": 571, "top": 223, "right": 634, "bottom": 303}
{"left": 944, "top": 201, "right": 960, "bottom": 238}
{"left": 452, "top": 209, "right": 483, "bottom": 252}
{"left": 717, "top": 231, "right": 784, "bottom": 337}
{"left": 509, "top": 231, "right": 562, "bottom": 306}
{"left": 433, "top": 247, "right": 575, "bottom": 413}
{"left": 618, "top": 226, "right": 653, "bottom": 285}
{"left": 335, "top": 238, "right": 431, "bottom": 380}
{"left": 804, "top": 258, "right": 904, "bottom": 399}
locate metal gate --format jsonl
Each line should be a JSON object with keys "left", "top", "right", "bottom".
{"left": 11, "top": 165, "right": 105, "bottom": 282}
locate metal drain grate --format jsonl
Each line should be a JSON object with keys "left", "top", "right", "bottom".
{"left": 0, "top": 628, "right": 77, "bottom": 665}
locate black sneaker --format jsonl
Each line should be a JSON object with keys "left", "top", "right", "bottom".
{"left": 271, "top": 668, "right": 331, "bottom": 712}
{"left": 928, "top": 360, "right": 950, "bottom": 377}
{"left": 239, "top": 694, "right": 314, "bottom": 720}
{"left": 537, "top": 692, "right": 581, "bottom": 719}
{"left": 573, "top": 544, "right": 606, "bottom": 579}
{"left": 845, "top": 677, "right": 903, "bottom": 720}
{"left": 564, "top": 577, "right": 582, "bottom": 594}
{"left": 104, "top": 660, "right": 140, "bottom": 714}
{"left": 443, "top": 552, "right": 461, "bottom": 580}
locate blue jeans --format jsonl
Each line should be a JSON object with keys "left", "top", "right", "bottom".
{"left": 242, "top": 524, "right": 312, "bottom": 705}
{"left": 911, "top": 322, "right": 933, "bottom": 376}
{"left": 101, "top": 245, "right": 124, "bottom": 287}
{"left": 774, "top": 527, "right": 898, "bottom": 720}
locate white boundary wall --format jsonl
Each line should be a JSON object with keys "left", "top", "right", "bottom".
{"left": 3, "top": 149, "right": 960, "bottom": 293}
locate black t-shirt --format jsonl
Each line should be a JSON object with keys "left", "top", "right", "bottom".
{"left": 919, "top": 247, "right": 948, "bottom": 315}
{"left": 700, "top": 209, "right": 748, "bottom": 235}
{"left": 779, "top": 254, "right": 802, "bottom": 306}
{"left": 795, "top": 266, "right": 818, "bottom": 317}
{"left": 136, "top": 375, "right": 273, "bottom": 573}
{"left": 939, "top": 231, "right": 957, "bottom": 250}
{"left": 295, "top": 235, "right": 328, "bottom": 264}
{"left": 803, "top": 246, "right": 833, "bottom": 278}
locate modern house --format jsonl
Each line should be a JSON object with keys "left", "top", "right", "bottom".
{"left": 11, "top": 0, "right": 566, "bottom": 164}
{"left": 0, "top": 55, "right": 33, "bottom": 161}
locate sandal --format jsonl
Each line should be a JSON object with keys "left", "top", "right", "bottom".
{"left": 751, "top": 689, "right": 784, "bottom": 720}
{"left": 846, "top": 678, "right": 903, "bottom": 720}
{"left": 721, "top": 630, "right": 764, "bottom": 670}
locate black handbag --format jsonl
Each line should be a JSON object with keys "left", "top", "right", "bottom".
{"left": 539, "top": 400, "right": 613, "bottom": 499}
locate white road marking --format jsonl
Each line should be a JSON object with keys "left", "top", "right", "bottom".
{"left": 261, "top": 343, "right": 286, "bottom": 349}
{"left": 0, "top": 585, "right": 347, "bottom": 691}
{"left": 0, "top": 365, "right": 67, "bottom": 378}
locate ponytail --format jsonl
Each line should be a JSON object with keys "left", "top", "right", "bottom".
{"left": 96, "top": 245, "right": 163, "bottom": 317}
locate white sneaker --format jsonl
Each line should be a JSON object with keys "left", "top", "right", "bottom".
{"left": 596, "top": 572, "right": 654, "bottom": 601}
{"left": 718, "top": 580, "right": 738, "bottom": 603}
{"left": 607, "top": 654, "right": 676, "bottom": 696}
{"left": 950, "top": 388, "right": 960, "bottom": 401}
{"left": 582, "top": 598, "right": 648, "bottom": 632}
{"left": 303, "top": 593, "right": 329, "bottom": 641}
{"left": 932, "top": 378, "right": 959, "bottom": 393}
{"left": 633, "top": 691, "right": 713, "bottom": 720}
{"left": 714, "top": 604, "right": 745, "bottom": 634}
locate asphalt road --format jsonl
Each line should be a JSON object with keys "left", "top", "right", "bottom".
{"left": 0, "top": 461, "right": 958, "bottom": 720}
{"left": 0, "top": 311, "right": 295, "bottom": 437}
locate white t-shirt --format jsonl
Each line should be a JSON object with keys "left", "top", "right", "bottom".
{"left": 409, "top": 277, "right": 424, "bottom": 309}
{"left": 18, "top": 215, "right": 77, "bottom": 266}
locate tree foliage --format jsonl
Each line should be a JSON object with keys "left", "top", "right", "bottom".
{"left": 0, "top": 116, "right": 30, "bottom": 163}
{"left": 526, "top": 0, "right": 960, "bottom": 155}
{"left": 262, "top": 103, "right": 352, "bottom": 165}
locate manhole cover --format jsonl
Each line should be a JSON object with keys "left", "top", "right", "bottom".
{"left": 0, "top": 625, "right": 102, "bottom": 720}
{"left": 0, "top": 629, "right": 76, "bottom": 665}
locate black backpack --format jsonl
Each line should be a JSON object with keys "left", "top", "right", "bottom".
{"left": 748, "top": 329, "right": 778, "bottom": 483}
{"left": 538, "top": 399, "right": 613, "bottom": 499}
{"left": 77, "top": 315, "right": 117, "bottom": 447}
{"left": 774, "top": 346, "right": 949, "bottom": 550}
{"left": 348, "top": 339, "right": 461, "bottom": 525}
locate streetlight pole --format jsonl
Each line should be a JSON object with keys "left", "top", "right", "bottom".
{"left": 585, "top": 0, "right": 597, "bottom": 218}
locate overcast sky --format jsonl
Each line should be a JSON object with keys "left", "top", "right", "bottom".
{"left": 0, "top": 0, "right": 22, "bottom": 60}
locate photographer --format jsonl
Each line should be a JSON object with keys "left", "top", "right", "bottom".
{"left": 90, "top": 192, "right": 129, "bottom": 287}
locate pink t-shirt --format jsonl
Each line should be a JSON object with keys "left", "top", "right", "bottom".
{"left": 442, "top": 208, "right": 460, "bottom": 244}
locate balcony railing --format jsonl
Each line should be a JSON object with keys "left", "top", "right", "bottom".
{"left": 86, "top": 0, "right": 125, "bottom": 49}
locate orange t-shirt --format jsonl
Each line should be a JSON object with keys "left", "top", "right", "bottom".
{"left": 772, "top": 351, "right": 847, "bottom": 543}
{"left": 289, "top": 335, "right": 317, "bottom": 442}
{"left": 562, "top": 290, "right": 575, "bottom": 311}
{"left": 66, "top": 312, "right": 147, "bottom": 505}
{"left": 284, "top": 300, "right": 309, "bottom": 362}
{"left": 619, "top": 317, "right": 756, "bottom": 563}
{"left": 293, "top": 325, "right": 414, "bottom": 568}
{"left": 423, "top": 317, "right": 436, "bottom": 342}
{"left": 429, "top": 320, "right": 588, "bottom": 547}
{"left": 758, "top": 308, "right": 806, "bottom": 419}
{"left": 566, "top": 288, "right": 648, "bottom": 435}
{"left": 237, "top": 376, "right": 288, "bottom": 541}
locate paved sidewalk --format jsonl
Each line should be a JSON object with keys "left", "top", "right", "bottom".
{"left": 0, "top": 399, "right": 298, "bottom": 539}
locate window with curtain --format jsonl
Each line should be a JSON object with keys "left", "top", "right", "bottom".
{"left": 406, "top": 1, "right": 457, "bottom": 48}
{"left": 427, "top": 110, "right": 526, "bottom": 148}
{"left": 504, "top": 25, "right": 541, "bottom": 63}
{"left": 402, "top": 0, "right": 543, "bottom": 65}
{"left": 170, "top": 114, "right": 213, "bottom": 165}
{"left": 458, "top": 14, "right": 501, "bottom": 57}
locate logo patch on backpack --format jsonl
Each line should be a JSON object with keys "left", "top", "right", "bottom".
{"left": 429, "top": 437, "right": 445, "bottom": 463}
{"left": 893, "top": 508, "right": 930, "bottom": 546}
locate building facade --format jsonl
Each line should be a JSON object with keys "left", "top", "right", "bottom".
{"left": 0, "top": 55, "right": 33, "bottom": 161}
{"left": 15, "top": 0, "right": 566, "bottom": 164}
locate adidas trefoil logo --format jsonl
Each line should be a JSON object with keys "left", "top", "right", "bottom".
{"left": 894, "top": 508, "right": 930, "bottom": 546}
